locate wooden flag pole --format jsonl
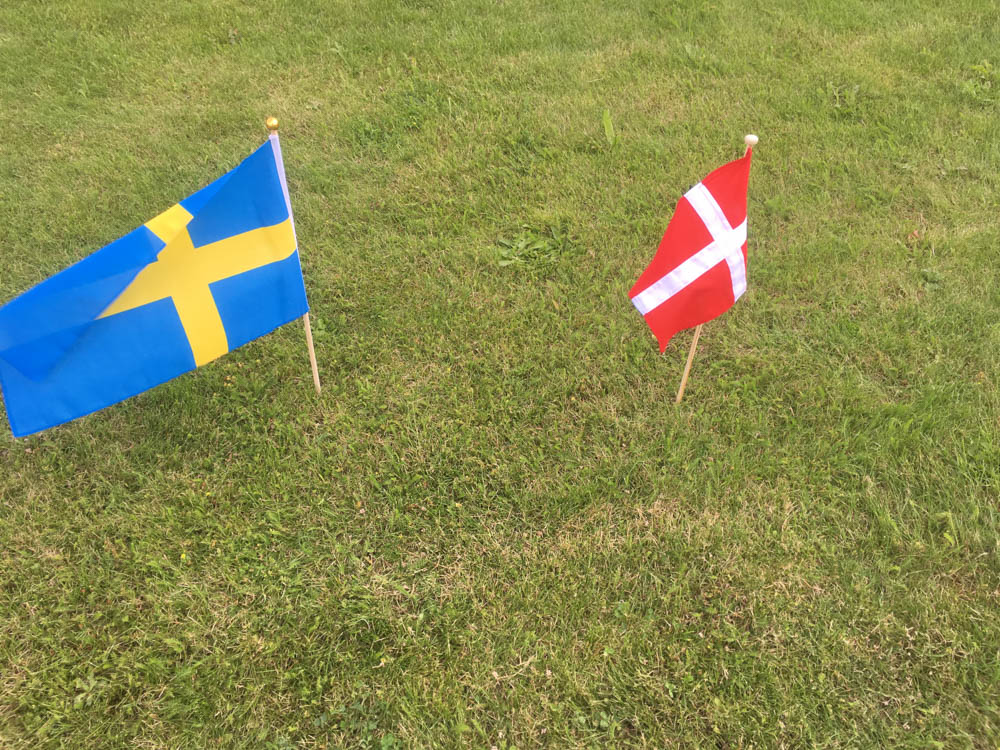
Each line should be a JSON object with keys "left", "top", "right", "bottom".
{"left": 302, "top": 312, "right": 321, "bottom": 395}
{"left": 674, "top": 133, "right": 758, "bottom": 404}
{"left": 675, "top": 324, "right": 702, "bottom": 403}
{"left": 266, "top": 116, "right": 321, "bottom": 395}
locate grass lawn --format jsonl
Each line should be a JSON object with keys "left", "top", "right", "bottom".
{"left": 2, "top": 0, "right": 999, "bottom": 746}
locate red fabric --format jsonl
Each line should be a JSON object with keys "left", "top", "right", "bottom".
{"left": 629, "top": 149, "right": 752, "bottom": 351}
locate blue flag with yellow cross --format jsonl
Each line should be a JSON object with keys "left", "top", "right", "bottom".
{"left": 0, "top": 136, "right": 309, "bottom": 437}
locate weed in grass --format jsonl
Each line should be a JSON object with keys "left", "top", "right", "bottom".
{"left": 602, "top": 108, "right": 617, "bottom": 149}
{"left": 496, "top": 220, "right": 577, "bottom": 269}
{"left": 961, "top": 61, "right": 997, "bottom": 106}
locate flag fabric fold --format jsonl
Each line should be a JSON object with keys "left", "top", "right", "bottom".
{"left": 629, "top": 148, "right": 753, "bottom": 351}
{"left": 0, "top": 139, "right": 309, "bottom": 437}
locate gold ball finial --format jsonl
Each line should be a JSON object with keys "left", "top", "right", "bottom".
{"left": 266, "top": 116, "right": 279, "bottom": 132}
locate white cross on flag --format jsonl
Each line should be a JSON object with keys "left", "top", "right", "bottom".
{"left": 629, "top": 146, "right": 753, "bottom": 351}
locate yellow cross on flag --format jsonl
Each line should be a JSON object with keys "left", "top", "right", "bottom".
{"left": 101, "top": 204, "right": 296, "bottom": 366}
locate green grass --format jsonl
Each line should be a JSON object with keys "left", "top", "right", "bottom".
{"left": 1, "top": 0, "right": 999, "bottom": 747}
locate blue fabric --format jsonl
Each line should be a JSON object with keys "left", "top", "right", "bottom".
{"left": 211, "top": 251, "right": 309, "bottom": 353}
{"left": 0, "top": 300, "right": 196, "bottom": 437}
{"left": 179, "top": 168, "right": 234, "bottom": 216}
{"left": 0, "top": 140, "right": 308, "bottom": 437}
{"left": 187, "top": 142, "right": 288, "bottom": 248}
{"left": 0, "top": 226, "right": 165, "bottom": 380}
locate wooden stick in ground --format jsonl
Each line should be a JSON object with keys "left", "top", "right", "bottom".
{"left": 266, "top": 116, "right": 321, "bottom": 396}
{"left": 302, "top": 312, "right": 321, "bottom": 395}
{"left": 675, "top": 324, "right": 703, "bottom": 404}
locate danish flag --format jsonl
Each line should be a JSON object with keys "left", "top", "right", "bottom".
{"left": 629, "top": 143, "right": 753, "bottom": 351}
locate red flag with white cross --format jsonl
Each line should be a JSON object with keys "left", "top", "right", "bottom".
{"left": 629, "top": 137, "right": 755, "bottom": 353}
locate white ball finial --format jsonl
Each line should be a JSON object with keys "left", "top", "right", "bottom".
{"left": 744, "top": 133, "right": 759, "bottom": 147}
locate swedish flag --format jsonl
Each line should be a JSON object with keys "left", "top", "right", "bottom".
{"left": 0, "top": 138, "right": 309, "bottom": 437}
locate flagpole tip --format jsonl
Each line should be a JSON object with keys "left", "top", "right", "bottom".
{"left": 266, "top": 116, "right": 279, "bottom": 132}
{"left": 744, "top": 133, "right": 758, "bottom": 147}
